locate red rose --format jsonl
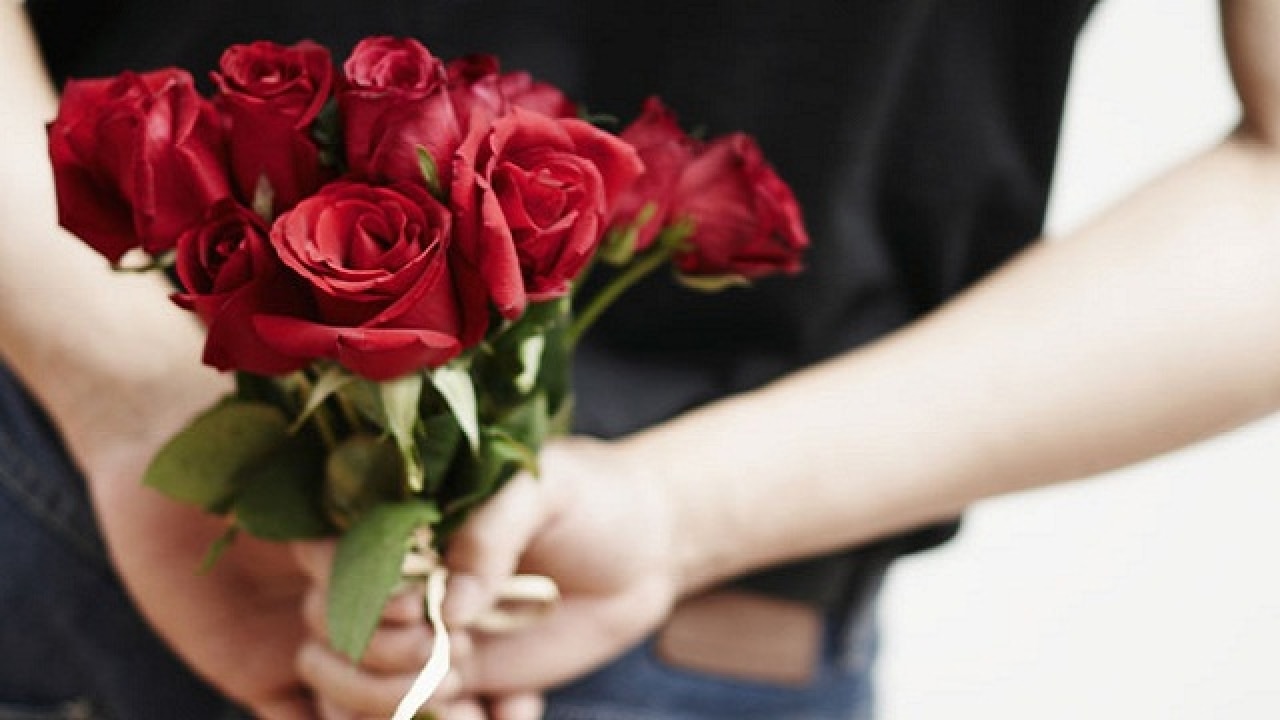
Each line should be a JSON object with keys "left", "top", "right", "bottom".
{"left": 498, "top": 71, "right": 577, "bottom": 119}
{"left": 340, "top": 37, "right": 460, "bottom": 185}
{"left": 447, "top": 55, "right": 577, "bottom": 128}
{"left": 214, "top": 40, "right": 336, "bottom": 214}
{"left": 451, "top": 108, "right": 644, "bottom": 318}
{"left": 48, "top": 69, "right": 230, "bottom": 263}
{"left": 446, "top": 54, "right": 504, "bottom": 126}
{"left": 670, "top": 133, "right": 809, "bottom": 278}
{"left": 173, "top": 199, "right": 306, "bottom": 375}
{"left": 255, "top": 180, "right": 486, "bottom": 380}
{"left": 607, "top": 97, "right": 698, "bottom": 252}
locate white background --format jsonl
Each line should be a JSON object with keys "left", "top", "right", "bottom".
{"left": 878, "top": 1, "right": 1280, "bottom": 718}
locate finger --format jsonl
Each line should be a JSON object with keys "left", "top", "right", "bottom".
{"left": 382, "top": 583, "right": 429, "bottom": 624}
{"left": 438, "top": 699, "right": 488, "bottom": 720}
{"left": 302, "top": 583, "right": 426, "bottom": 643}
{"left": 292, "top": 539, "right": 337, "bottom": 585}
{"left": 299, "top": 639, "right": 470, "bottom": 715}
{"left": 253, "top": 690, "right": 323, "bottom": 720}
{"left": 303, "top": 587, "right": 474, "bottom": 676}
{"left": 316, "top": 696, "right": 355, "bottom": 720}
{"left": 490, "top": 692, "right": 545, "bottom": 720}
{"left": 442, "top": 473, "right": 558, "bottom": 627}
{"left": 363, "top": 623, "right": 435, "bottom": 675}
{"left": 298, "top": 641, "right": 415, "bottom": 716}
{"left": 465, "top": 589, "right": 663, "bottom": 694}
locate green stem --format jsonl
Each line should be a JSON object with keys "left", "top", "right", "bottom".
{"left": 569, "top": 243, "right": 676, "bottom": 346}
{"left": 311, "top": 405, "right": 340, "bottom": 450}
{"left": 294, "top": 372, "right": 339, "bottom": 449}
{"left": 333, "top": 389, "right": 363, "bottom": 434}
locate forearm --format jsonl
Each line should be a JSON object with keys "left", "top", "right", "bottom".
{"left": 0, "top": 6, "right": 228, "bottom": 467}
{"left": 639, "top": 131, "right": 1280, "bottom": 593}
{"left": 0, "top": 5, "right": 284, "bottom": 690}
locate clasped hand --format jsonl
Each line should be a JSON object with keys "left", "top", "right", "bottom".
{"left": 292, "top": 437, "right": 682, "bottom": 720}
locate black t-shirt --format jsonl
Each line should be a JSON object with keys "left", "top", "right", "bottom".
{"left": 27, "top": 0, "right": 1099, "bottom": 605}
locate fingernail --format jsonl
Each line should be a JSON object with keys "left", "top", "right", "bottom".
{"left": 442, "top": 573, "right": 486, "bottom": 627}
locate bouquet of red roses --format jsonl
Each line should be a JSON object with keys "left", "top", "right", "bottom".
{"left": 47, "top": 35, "right": 808, "bottom": 716}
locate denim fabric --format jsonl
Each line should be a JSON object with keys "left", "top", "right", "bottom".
{"left": 0, "top": 365, "right": 250, "bottom": 720}
{"left": 544, "top": 603, "right": 878, "bottom": 720}
{"left": 0, "top": 363, "right": 878, "bottom": 719}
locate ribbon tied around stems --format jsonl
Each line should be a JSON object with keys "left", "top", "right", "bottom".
{"left": 393, "top": 530, "right": 560, "bottom": 720}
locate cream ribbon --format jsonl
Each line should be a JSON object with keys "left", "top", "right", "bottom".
{"left": 393, "top": 550, "right": 560, "bottom": 720}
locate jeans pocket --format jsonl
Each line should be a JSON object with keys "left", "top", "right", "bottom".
{"left": 0, "top": 700, "right": 99, "bottom": 720}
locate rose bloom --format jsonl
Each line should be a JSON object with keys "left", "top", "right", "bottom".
{"left": 173, "top": 199, "right": 306, "bottom": 375}
{"left": 671, "top": 133, "right": 809, "bottom": 278}
{"left": 341, "top": 36, "right": 460, "bottom": 185}
{"left": 607, "top": 97, "right": 698, "bottom": 253}
{"left": 254, "top": 180, "right": 488, "bottom": 381}
{"left": 48, "top": 69, "right": 229, "bottom": 263}
{"left": 214, "top": 40, "right": 336, "bottom": 214}
{"left": 446, "top": 54, "right": 576, "bottom": 126}
{"left": 451, "top": 108, "right": 644, "bottom": 318}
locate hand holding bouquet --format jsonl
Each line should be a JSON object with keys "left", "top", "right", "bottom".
{"left": 47, "top": 35, "right": 808, "bottom": 717}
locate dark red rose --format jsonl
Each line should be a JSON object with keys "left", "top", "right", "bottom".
{"left": 446, "top": 54, "right": 576, "bottom": 127}
{"left": 340, "top": 37, "right": 460, "bottom": 186}
{"left": 451, "top": 108, "right": 644, "bottom": 318}
{"left": 607, "top": 97, "right": 698, "bottom": 252}
{"left": 173, "top": 199, "right": 306, "bottom": 375}
{"left": 213, "top": 40, "right": 335, "bottom": 214}
{"left": 446, "top": 54, "right": 504, "bottom": 126}
{"left": 255, "top": 180, "right": 487, "bottom": 380}
{"left": 48, "top": 69, "right": 230, "bottom": 263}
{"left": 498, "top": 71, "right": 577, "bottom": 119}
{"left": 670, "top": 133, "right": 808, "bottom": 278}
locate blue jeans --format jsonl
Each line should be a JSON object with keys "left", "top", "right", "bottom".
{"left": 0, "top": 364, "right": 877, "bottom": 720}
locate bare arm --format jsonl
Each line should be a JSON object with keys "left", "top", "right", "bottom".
{"left": 295, "top": 0, "right": 1280, "bottom": 704}
{"left": 653, "top": 0, "right": 1280, "bottom": 591}
{"left": 0, "top": 8, "right": 315, "bottom": 717}
{"left": 374, "top": 0, "right": 1280, "bottom": 696}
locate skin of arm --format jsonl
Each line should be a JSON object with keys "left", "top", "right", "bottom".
{"left": 659, "top": 0, "right": 1280, "bottom": 595}
{"left": 0, "top": 8, "right": 320, "bottom": 718}
{"left": 288, "top": 0, "right": 1280, "bottom": 713}
{"left": 296, "top": 0, "right": 1280, "bottom": 702}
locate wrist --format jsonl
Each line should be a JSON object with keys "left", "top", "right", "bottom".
{"left": 620, "top": 404, "right": 762, "bottom": 597}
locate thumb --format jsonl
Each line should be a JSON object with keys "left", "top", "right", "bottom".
{"left": 441, "top": 471, "right": 559, "bottom": 627}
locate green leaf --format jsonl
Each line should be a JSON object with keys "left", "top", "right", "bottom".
{"left": 600, "top": 226, "right": 638, "bottom": 266}
{"left": 329, "top": 501, "right": 440, "bottom": 661}
{"left": 417, "top": 411, "right": 462, "bottom": 496}
{"left": 290, "top": 365, "right": 355, "bottom": 434}
{"left": 198, "top": 524, "right": 240, "bottom": 574}
{"left": 234, "top": 435, "right": 332, "bottom": 540}
{"left": 549, "top": 393, "right": 576, "bottom": 436}
{"left": 576, "top": 107, "right": 617, "bottom": 127}
{"left": 533, "top": 296, "right": 573, "bottom": 418}
{"left": 324, "top": 435, "right": 408, "bottom": 529}
{"left": 144, "top": 399, "right": 291, "bottom": 511}
{"left": 310, "top": 97, "right": 344, "bottom": 172}
{"left": 489, "top": 428, "right": 540, "bottom": 477}
{"left": 342, "top": 378, "right": 386, "bottom": 426}
{"left": 498, "top": 391, "right": 550, "bottom": 451}
{"left": 430, "top": 363, "right": 480, "bottom": 455}
{"left": 600, "top": 202, "right": 656, "bottom": 266}
{"left": 380, "top": 374, "right": 425, "bottom": 491}
{"left": 252, "top": 173, "right": 275, "bottom": 220}
{"left": 444, "top": 427, "right": 536, "bottom": 519}
{"left": 416, "top": 145, "right": 443, "bottom": 197}
{"left": 675, "top": 272, "right": 751, "bottom": 293}
{"left": 514, "top": 335, "right": 545, "bottom": 395}
{"left": 235, "top": 372, "right": 285, "bottom": 406}
{"left": 112, "top": 248, "right": 174, "bottom": 273}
